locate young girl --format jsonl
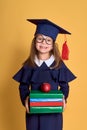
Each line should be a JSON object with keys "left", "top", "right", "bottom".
{"left": 13, "top": 19, "right": 76, "bottom": 130}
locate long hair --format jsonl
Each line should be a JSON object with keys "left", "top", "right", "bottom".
{"left": 23, "top": 37, "right": 62, "bottom": 69}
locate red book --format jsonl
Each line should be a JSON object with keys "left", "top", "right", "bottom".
{"left": 30, "top": 101, "right": 63, "bottom": 107}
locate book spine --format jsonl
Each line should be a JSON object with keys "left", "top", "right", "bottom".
{"left": 30, "top": 106, "right": 63, "bottom": 113}
{"left": 30, "top": 102, "right": 63, "bottom": 107}
{"left": 30, "top": 94, "right": 63, "bottom": 98}
{"left": 30, "top": 98, "right": 63, "bottom": 102}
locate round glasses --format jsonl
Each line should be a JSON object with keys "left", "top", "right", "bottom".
{"left": 35, "top": 35, "right": 53, "bottom": 45}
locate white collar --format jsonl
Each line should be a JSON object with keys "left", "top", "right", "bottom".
{"left": 34, "top": 55, "right": 55, "bottom": 67}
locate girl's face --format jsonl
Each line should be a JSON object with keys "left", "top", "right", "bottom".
{"left": 35, "top": 34, "right": 53, "bottom": 54}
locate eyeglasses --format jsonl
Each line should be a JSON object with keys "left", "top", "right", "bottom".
{"left": 35, "top": 35, "right": 53, "bottom": 45}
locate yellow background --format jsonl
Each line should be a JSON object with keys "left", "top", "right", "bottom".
{"left": 0, "top": 0, "right": 87, "bottom": 130}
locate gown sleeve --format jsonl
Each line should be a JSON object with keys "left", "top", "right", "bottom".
{"left": 19, "top": 83, "right": 30, "bottom": 106}
{"left": 58, "top": 61, "right": 76, "bottom": 101}
{"left": 59, "top": 82, "right": 69, "bottom": 100}
{"left": 13, "top": 65, "right": 33, "bottom": 105}
{"left": 50, "top": 61, "right": 76, "bottom": 100}
{"left": 58, "top": 62, "right": 77, "bottom": 83}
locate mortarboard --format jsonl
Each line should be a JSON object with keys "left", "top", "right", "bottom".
{"left": 27, "top": 19, "right": 71, "bottom": 41}
{"left": 27, "top": 19, "right": 71, "bottom": 60}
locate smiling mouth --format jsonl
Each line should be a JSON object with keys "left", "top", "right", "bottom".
{"left": 40, "top": 46, "right": 48, "bottom": 49}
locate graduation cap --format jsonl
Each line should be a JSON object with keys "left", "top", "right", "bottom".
{"left": 27, "top": 19, "right": 71, "bottom": 60}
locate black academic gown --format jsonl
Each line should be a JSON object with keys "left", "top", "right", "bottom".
{"left": 13, "top": 61, "right": 76, "bottom": 130}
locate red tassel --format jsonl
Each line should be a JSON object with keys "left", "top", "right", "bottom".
{"left": 61, "top": 41, "right": 69, "bottom": 60}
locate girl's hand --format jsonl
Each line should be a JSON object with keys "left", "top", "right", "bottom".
{"left": 63, "top": 97, "right": 66, "bottom": 110}
{"left": 25, "top": 96, "right": 29, "bottom": 113}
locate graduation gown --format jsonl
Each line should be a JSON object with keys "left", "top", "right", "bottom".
{"left": 13, "top": 60, "right": 76, "bottom": 130}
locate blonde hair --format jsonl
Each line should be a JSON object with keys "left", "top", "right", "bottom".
{"left": 24, "top": 37, "right": 62, "bottom": 69}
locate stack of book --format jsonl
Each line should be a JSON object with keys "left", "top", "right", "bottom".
{"left": 29, "top": 90, "right": 64, "bottom": 114}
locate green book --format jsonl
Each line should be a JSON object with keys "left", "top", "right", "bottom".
{"left": 30, "top": 106, "right": 63, "bottom": 114}
{"left": 30, "top": 90, "right": 63, "bottom": 98}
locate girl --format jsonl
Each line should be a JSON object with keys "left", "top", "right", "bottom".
{"left": 13, "top": 19, "right": 76, "bottom": 130}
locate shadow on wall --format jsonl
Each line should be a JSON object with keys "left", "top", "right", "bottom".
{"left": 1, "top": 44, "right": 26, "bottom": 130}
